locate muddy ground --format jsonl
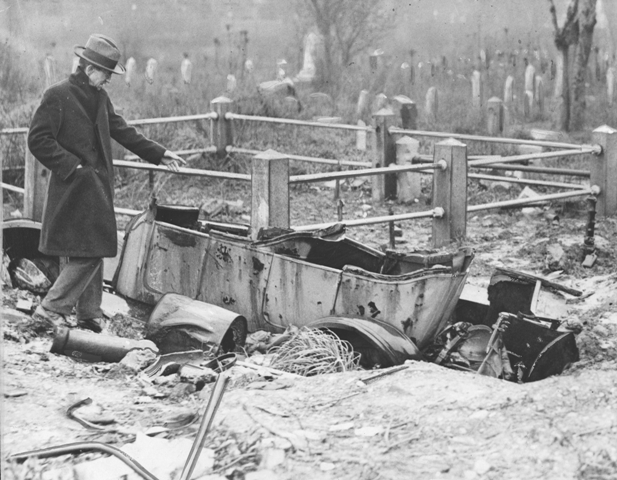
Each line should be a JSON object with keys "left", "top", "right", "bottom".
{"left": 2, "top": 183, "right": 617, "bottom": 480}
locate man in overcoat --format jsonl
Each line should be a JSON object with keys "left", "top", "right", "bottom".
{"left": 28, "top": 34, "right": 186, "bottom": 332}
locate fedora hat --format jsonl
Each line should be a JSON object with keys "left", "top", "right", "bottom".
{"left": 74, "top": 34, "right": 125, "bottom": 75}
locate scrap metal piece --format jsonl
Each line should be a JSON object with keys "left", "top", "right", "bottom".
{"left": 179, "top": 373, "right": 229, "bottom": 480}
{"left": 146, "top": 294, "right": 248, "bottom": 355}
{"left": 307, "top": 316, "right": 422, "bottom": 368}
{"left": 66, "top": 397, "right": 113, "bottom": 431}
{"left": 8, "top": 442, "right": 159, "bottom": 480}
{"left": 143, "top": 349, "right": 206, "bottom": 378}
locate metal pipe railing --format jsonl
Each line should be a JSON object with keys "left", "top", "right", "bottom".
{"left": 113, "top": 160, "right": 251, "bottom": 181}
{"left": 127, "top": 112, "right": 217, "bottom": 126}
{"left": 468, "top": 173, "right": 587, "bottom": 190}
{"left": 1, "top": 183, "right": 25, "bottom": 194}
{"left": 294, "top": 208, "right": 443, "bottom": 231}
{"left": 226, "top": 112, "right": 371, "bottom": 132}
{"left": 389, "top": 126, "right": 600, "bottom": 151}
{"left": 468, "top": 149, "right": 592, "bottom": 167}
{"left": 468, "top": 187, "right": 599, "bottom": 213}
{"left": 0, "top": 127, "right": 28, "bottom": 135}
{"left": 289, "top": 162, "right": 445, "bottom": 184}
{"left": 124, "top": 146, "right": 216, "bottom": 161}
{"left": 228, "top": 146, "right": 372, "bottom": 168}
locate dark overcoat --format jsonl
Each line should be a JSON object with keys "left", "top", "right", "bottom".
{"left": 28, "top": 69, "right": 165, "bottom": 257}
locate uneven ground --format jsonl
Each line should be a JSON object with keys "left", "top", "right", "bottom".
{"left": 2, "top": 183, "right": 617, "bottom": 480}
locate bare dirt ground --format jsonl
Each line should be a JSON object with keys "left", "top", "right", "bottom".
{"left": 2, "top": 184, "right": 617, "bottom": 480}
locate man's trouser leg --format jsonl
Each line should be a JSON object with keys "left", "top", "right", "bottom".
{"left": 42, "top": 257, "right": 104, "bottom": 319}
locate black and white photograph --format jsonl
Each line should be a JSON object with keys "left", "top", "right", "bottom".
{"left": 1, "top": 0, "right": 616, "bottom": 478}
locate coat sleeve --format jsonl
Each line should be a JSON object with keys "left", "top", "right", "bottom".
{"left": 107, "top": 97, "right": 166, "bottom": 165}
{"left": 27, "top": 90, "right": 82, "bottom": 181}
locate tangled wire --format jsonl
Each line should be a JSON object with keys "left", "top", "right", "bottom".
{"left": 269, "top": 327, "right": 361, "bottom": 376}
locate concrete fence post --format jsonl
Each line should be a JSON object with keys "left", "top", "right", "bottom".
{"left": 24, "top": 147, "right": 49, "bottom": 222}
{"left": 396, "top": 136, "right": 421, "bottom": 202}
{"left": 487, "top": 97, "right": 503, "bottom": 135}
{"left": 372, "top": 108, "right": 396, "bottom": 201}
{"left": 432, "top": 138, "right": 467, "bottom": 248}
{"left": 211, "top": 96, "right": 234, "bottom": 160}
{"left": 591, "top": 125, "right": 617, "bottom": 217}
{"left": 250, "top": 149, "right": 289, "bottom": 240}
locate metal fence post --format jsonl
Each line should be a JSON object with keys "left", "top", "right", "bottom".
{"left": 372, "top": 107, "right": 396, "bottom": 202}
{"left": 24, "top": 145, "right": 49, "bottom": 222}
{"left": 251, "top": 149, "right": 289, "bottom": 240}
{"left": 591, "top": 125, "right": 617, "bottom": 216}
{"left": 432, "top": 138, "right": 467, "bottom": 247}
{"left": 211, "top": 96, "right": 234, "bottom": 161}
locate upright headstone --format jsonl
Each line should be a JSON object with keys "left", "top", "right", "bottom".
{"left": 71, "top": 56, "right": 79, "bottom": 74}
{"left": 43, "top": 55, "right": 56, "bottom": 88}
{"left": 181, "top": 55, "right": 192, "bottom": 84}
{"left": 504, "top": 75, "right": 514, "bottom": 105}
{"left": 554, "top": 56, "right": 564, "bottom": 98}
{"left": 356, "top": 90, "right": 370, "bottom": 121}
{"left": 425, "top": 87, "right": 438, "bottom": 122}
{"left": 487, "top": 97, "right": 503, "bottom": 135}
{"left": 373, "top": 93, "right": 388, "bottom": 112}
{"left": 394, "top": 95, "right": 417, "bottom": 130}
{"left": 471, "top": 70, "right": 482, "bottom": 107}
{"left": 591, "top": 125, "right": 617, "bottom": 216}
{"left": 396, "top": 136, "right": 421, "bottom": 202}
{"left": 524, "top": 64, "right": 536, "bottom": 100}
{"left": 125, "top": 57, "right": 136, "bottom": 87}
{"left": 356, "top": 120, "right": 367, "bottom": 151}
{"left": 608, "top": 67, "right": 615, "bottom": 106}
{"left": 534, "top": 75, "right": 545, "bottom": 116}
{"left": 145, "top": 58, "right": 157, "bottom": 84}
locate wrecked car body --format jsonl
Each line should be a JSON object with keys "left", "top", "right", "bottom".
{"left": 113, "top": 206, "right": 474, "bottom": 358}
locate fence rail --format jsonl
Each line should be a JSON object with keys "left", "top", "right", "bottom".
{"left": 3, "top": 97, "right": 616, "bottom": 248}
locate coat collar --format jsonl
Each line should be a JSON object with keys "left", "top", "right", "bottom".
{"left": 69, "top": 68, "right": 104, "bottom": 125}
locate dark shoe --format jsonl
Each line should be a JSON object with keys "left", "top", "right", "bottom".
{"left": 33, "top": 305, "right": 69, "bottom": 329}
{"left": 76, "top": 318, "right": 105, "bottom": 333}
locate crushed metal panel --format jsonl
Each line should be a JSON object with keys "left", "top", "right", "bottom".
{"left": 308, "top": 316, "right": 422, "bottom": 368}
{"left": 143, "top": 223, "right": 209, "bottom": 301}
{"left": 199, "top": 233, "right": 273, "bottom": 332}
{"left": 262, "top": 254, "right": 341, "bottom": 329}
{"left": 113, "top": 212, "right": 157, "bottom": 302}
{"left": 333, "top": 267, "right": 469, "bottom": 349}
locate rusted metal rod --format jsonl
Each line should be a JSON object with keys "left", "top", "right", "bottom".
{"left": 468, "top": 173, "right": 587, "bottom": 190}
{"left": 294, "top": 208, "right": 442, "bottom": 231}
{"left": 228, "top": 146, "right": 372, "bottom": 168}
{"left": 414, "top": 155, "right": 591, "bottom": 176}
{"left": 179, "top": 373, "right": 229, "bottom": 480}
{"left": 113, "top": 160, "right": 250, "bottom": 181}
{"left": 389, "top": 126, "right": 599, "bottom": 151}
{"left": 290, "top": 162, "right": 444, "bottom": 184}
{"left": 469, "top": 149, "right": 589, "bottom": 167}
{"left": 1, "top": 182, "right": 25, "bottom": 194}
{"left": 124, "top": 147, "right": 216, "bottom": 161}
{"left": 583, "top": 195, "right": 597, "bottom": 258}
{"left": 468, "top": 188, "right": 599, "bottom": 213}
{"left": 226, "top": 112, "right": 372, "bottom": 132}
{"left": 127, "top": 112, "right": 217, "bottom": 126}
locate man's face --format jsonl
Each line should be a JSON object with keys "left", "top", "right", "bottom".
{"left": 87, "top": 66, "right": 112, "bottom": 90}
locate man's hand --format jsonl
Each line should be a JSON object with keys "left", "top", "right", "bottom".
{"left": 161, "top": 150, "right": 187, "bottom": 172}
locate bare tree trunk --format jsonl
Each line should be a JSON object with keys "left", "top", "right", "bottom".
{"left": 571, "top": 0, "right": 597, "bottom": 131}
{"left": 557, "top": 46, "right": 571, "bottom": 131}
